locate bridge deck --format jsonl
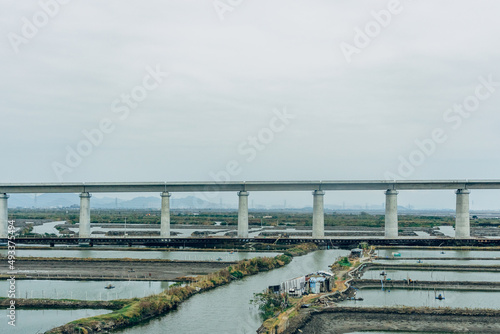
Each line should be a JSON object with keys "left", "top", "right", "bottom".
{"left": 2, "top": 180, "right": 500, "bottom": 193}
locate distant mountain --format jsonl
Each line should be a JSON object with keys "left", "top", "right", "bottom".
{"left": 172, "top": 196, "right": 219, "bottom": 209}
{"left": 8, "top": 194, "right": 34, "bottom": 208}
{"left": 117, "top": 196, "right": 159, "bottom": 209}
{"left": 7, "top": 193, "right": 222, "bottom": 209}
{"left": 103, "top": 195, "right": 225, "bottom": 209}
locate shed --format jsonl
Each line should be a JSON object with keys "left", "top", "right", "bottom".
{"left": 350, "top": 248, "right": 363, "bottom": 258}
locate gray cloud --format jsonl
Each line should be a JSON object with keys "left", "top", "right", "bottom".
{"left": 1, "top": 0, "right": 500, "bottom": 209}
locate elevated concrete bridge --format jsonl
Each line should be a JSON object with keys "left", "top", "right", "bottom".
{"left": 1, "top": 180, "right": 499, "bottom": 241}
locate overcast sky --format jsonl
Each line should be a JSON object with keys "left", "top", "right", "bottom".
{"left": 1, "top": 0, "right": 500, "bottom": 209}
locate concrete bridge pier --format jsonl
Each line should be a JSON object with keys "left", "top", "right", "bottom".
{"left": 0, "top": 194, "right": 9, "bottom": 238}
{"left": 79, "top": 192, "right": 91, "bottom": 238}
{"left": 455, "top": 189, "right": 470, "bottom": 238}
{"left": 312, "top": 190, "right": 325, "bottom": 238}
{"left": 238, "top": 191, "right": 249, "bottom": 238}
{"left": 385, "top": 189, "right": 399, "bottom": 238}
{"left": 160, "top": 192, "right": 171, "bottom": 237}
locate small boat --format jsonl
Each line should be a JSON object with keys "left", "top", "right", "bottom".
{"left": 436, "top": 293, "right": 445, "bottom": 300}
{"left": 105, "top": 284, "right": 115, "bottom": 289}
{"left": 347, "top": 297, "right": 364, "bottom": 301}
{"left": 435, "top": 289, "right": 445, "bottom": 300}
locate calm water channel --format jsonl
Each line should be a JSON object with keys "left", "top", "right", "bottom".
{"left": 117, "top": 249, "right": 349, "bottom": 334}
{"left": 1, "top": 309, "right": 110, "bottom": 334}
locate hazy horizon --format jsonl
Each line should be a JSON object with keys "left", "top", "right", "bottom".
{"left": 6, "top": 191, "right": 499, "bottom": 212}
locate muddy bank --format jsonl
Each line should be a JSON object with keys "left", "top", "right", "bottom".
{"left": 97, "top": 230, "right": 181, "bottom": 236}
{"left": 376, "top": 256, "right": 500, "bottom": 261}
{"left": 3, "top": 245, "right": 283, "bottom": 252}
{"left": 352, "top": 279, "right": 500, "bottom": 291}
{"left": 376, "top": 245, "right": 500, "bottom": 250}
{"left": 364, "top": 262, "right": 500, "bottom": 272}
{"left": 0, "top": 258, "right": 234, "bottom": 281}
{"left": 259, "top": 231, "right": 386, "bottom": 237}
{"left": 11, "top": 219, "right": 51, "bottom": 226}
{"left": 0, "top": 297, "right": 126, "bottom": 310}
{"left": 287, "top": 306, "right": 500, "bottom": 334}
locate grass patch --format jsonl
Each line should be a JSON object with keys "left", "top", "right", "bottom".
{"left": 337, "top": 257, "right": 352, "bottom": 267}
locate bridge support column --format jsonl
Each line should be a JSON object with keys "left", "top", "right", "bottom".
{"left": 455, "top": 189, "right": 470, "bottom": 238}
{"left": 238, "top": 191, "right": 249, "bottom": 238}
{"left": 385, "top": 189, "right": 398, "bottom": 238}
{"left": 312, "top": 190, "right": 325, "bottom": 238}
{"left": 79, "top": 192, "right": 91, "bottom": 238}
{"left": 0, "top": 194, "right": 9, "bottom": 238}
{"left": 160, "top": 192, "right": 171, "bottom": 237}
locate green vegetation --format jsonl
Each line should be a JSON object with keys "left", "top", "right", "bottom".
{"left": 359, "top": 242, "right": 369, "bottom": 249}
{"left": 17, "top": 224, "right": 34, "bottom": 236}
{"left": 337, "top": 257, "right": 352, "bottom": 267}
{"left": 252, "top": 292, "right": 290, "bottom": 320}
{"left": 9, "top": 208, "right": 500, "bottom": 230}
{"left": 283, "top": 243, "right": 318, "bottom": 257}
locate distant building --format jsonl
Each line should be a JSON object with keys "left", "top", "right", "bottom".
{"left": 269, "top": 271, "right": 334, "bottom": 296}
{"left": 281, "top": 276, "right": 306, "bottom": 297}
{"left": 350, "top": 248, "right": 363, "bottom": 258}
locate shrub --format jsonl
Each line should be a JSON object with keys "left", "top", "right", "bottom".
{"left": 251, "top": 292, "right": 290, "bottom": 320}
